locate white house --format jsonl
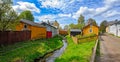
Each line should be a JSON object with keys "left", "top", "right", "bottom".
{"left": 106, "top": 20, "right": 120, "bottom": 36}
{"left": 40, "top": 22, "right": 58, "bottom": 37}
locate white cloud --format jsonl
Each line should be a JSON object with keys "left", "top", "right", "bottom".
{"left": 12, "top": 1, "right": 40, "bottom": 13}
{"left": 38, "top": 0, "right": 82, "bottom": 10}
{"left": 58, "top": 13, "right": 72, "bottom": 17}
{"left": 103, "top": 10, "right": 120, "bottom": 17}
{"left": 39, "top": 0, "right": 65, "bottom": 9}
{"left": 72, "top": 0, "right": 120, "bottom": 19}
{"left": 35, "top": 15, "right": 57, "bottom": 22}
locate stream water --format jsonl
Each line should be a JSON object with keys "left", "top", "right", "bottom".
{"left": 36, "top": 39, "right": 67, "bottom": 62}
{"left": 45, "top": 39, "right": 67, "bottom": 62}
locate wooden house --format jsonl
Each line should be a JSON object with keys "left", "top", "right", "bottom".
{"left": 16, "top": 19, "right": 46, "bottom": 39}
{"left": 82, "top": 24, "right": 99, "bottom": 36}
{"left": 41, "top": 22, "right": 58, "bottom": 38}
{"left": 70, "top": 29, "right": 81, "bottom": 36}
{"left": 106, "top": 20, "right": 120, "bottom": 36}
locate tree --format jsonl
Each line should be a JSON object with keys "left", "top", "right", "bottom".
{"left": 64, "top": 25, "right": 69, "bottom": 30}
{"left": 69, "top": 14, "right": 85, "bottom": 29}
{"left": 77, "top": 14, "right": 85, "bottom": 29}
{"left": 0, "top": 0, "right": 19, "bottom": 31}
{"left": 19, "top": 10, "right": 34, "bottom": 21}
{"left": 87, "top": 18, "right": 97, "bottom": 25}
{"left": 78, "top": 14, "right": 85, "bottom": 24}
{"left": 100, "top": 20, "right": 107, "bottom": 33}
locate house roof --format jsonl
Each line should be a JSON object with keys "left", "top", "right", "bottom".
{"left": 107, "top": 20, "right": 120, "bottom": 26}
{"left": 83, "top": 24, "right": 99, "bottom": 29}
{"left": 40, "top": 22, "right": 57, "bottom": 29}
{"left": 70, "top": 29, "right": 81, "bottom": 32}
{"left": 20, "top": 19, "right": 45, "bottom": 28}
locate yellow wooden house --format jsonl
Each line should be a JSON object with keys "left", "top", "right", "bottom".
{"left": 16, "top": 19, "right": 46, "bottom": 39}
{"left": 82, "top": 24, "right": 99, "bottom": 36}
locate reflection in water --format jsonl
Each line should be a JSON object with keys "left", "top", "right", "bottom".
{"left": 46, "top": 40, "right": 67, "bottom": 62}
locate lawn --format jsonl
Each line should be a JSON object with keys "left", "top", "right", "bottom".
{"left": 55, "top": 36, "right": 96, "bottom": 62}
{"left": 0, "top": 35, "right": 63, "bottom": 62}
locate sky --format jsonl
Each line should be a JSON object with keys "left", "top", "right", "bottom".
{"left": 12, "top": 0, "right": 120, "bottom": 28}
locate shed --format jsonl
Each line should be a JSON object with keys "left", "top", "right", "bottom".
{"left": 82, "top": 24, "right": 99, "bottom": 36}
{"left": 41, "top": 22, "right": 58, "bottom": 37}
{"left": 70, "top": 29, "right": 81, "bottom": 36}
{"left": 16, "top": 19, "right": 46, "bottom": 39}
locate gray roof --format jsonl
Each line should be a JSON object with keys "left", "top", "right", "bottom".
{"left": 107, "top": 20, "right": 120, "bottom": 26}
{"left": 40, "top": 22, "right": 57, "bottom": 29}
{"left": 20, "top": 19, "right": 45, "bottom": 28}
{"left": 70, "top": 29, "right": 81, "bottom": 32}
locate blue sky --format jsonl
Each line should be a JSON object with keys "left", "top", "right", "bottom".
{"left": 12, "top": 0, "right": 120, "bottom": 28}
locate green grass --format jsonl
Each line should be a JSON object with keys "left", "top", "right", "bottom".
{"left": 55, "top": 36, "right": 96, "bottom": 62}
{"left": 0, "top": 35, "right": 63, "bottom": 62}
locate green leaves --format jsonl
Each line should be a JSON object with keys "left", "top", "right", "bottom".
{"left": 19, "top": 10, "right": 34, "bottom": 21}
{"left": 0, "top": 0, "right": 19, "bottom": 31}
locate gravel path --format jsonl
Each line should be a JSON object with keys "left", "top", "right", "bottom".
{"left": 99, "top": 33, "right": 120, "bottom": 62}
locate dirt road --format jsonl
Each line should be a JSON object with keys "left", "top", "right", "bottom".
{"left": 99, "top": 33, "right": 120, "bottom": 62}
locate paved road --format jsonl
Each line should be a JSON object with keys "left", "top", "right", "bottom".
{"left": 99, "top": 33, "right": 120, "bottom": 62}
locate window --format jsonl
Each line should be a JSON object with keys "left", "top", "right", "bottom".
{"left": 89, "top": 29, "right": 92, "bottom": 33}
{"left": 24, "top": 24, "right": 28, "bottom": 29}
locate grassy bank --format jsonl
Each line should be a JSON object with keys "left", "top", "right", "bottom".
{"left": 55, "top": 36, "right": 96, "bottom": 62}
{"left": 0, "top": 35, "right": 63, "bottom": 62}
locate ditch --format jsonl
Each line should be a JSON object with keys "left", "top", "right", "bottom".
{"left": 35, "top": 39, "right": 67, "bottom": 62}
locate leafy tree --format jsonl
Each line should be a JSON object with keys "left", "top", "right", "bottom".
{"left": 78, "top": 14, "right": 85, "bottom": 24}
{"left": 64, "top": 25, "right": 69, "bottom": 30}
{"left": 100, "top": 20, "right": 107, "bottom": 33}
{"left": 19, "top": 10, "right": 34, "bottom": 21}
{"left": 69, "top": 14, "right": 85, "bottom": 29}
{"left": 87, "top": 18, "right": 97, "bottom": 25}
{"left": 0, "top": 0, "right": 19, "bottom": 31}
{"left": 77, "top": 14, "right": 85, "bottom": 29}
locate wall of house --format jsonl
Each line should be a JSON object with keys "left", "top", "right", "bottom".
{"left": 42, "top": 24, "right": 58, "bottom": 37}
{"left": 109, "top": 25, "right": 117, "bottom": 35}
{"left": 83, "top": 25, "right": 99, "bottom": 36}
{"left": 106, "top": 26, "right": 109, "bottom": 33}
{"left": 16, "top": 22, "right": 46, "bottom": 39}
{"left": 51, "top": 27, "right": 58, "bottom": 37}
{"left": 53, "top": 22, "right": 59, "bottom": 28}
{"left": 118, "top": 25, "right": 120, "bottom": 36}
{"left": 30, "top": 26, "right": 46, "bottom": 39}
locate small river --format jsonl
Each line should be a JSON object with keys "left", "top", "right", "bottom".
{"left": 36, "top": 39, "right": 67, "bottom": 62}
{"left": 45, "top": 39, "right": 67, "bottom": 62}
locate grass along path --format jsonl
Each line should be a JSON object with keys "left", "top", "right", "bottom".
{"left": 55, "top": 36, "right": 96, "bottom": 62}
{"left": 0, "top": 35, "right": 63, "bottom": 62}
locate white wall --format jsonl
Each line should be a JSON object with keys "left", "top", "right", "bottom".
{"left": 117, "top": 25, "right": 120, "bottom": 36}
{"left": 108, "top": 24, "right": 120, "bottom": 36}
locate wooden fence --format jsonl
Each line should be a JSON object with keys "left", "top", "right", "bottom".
{"left": 0, "top": 31, "right": 31, "bottom": 45}
{"left": 72, "top": 35, "right": 98, "bottom": 44}
{"left": 59, "top": 30, "right": 68, "bottom": 36}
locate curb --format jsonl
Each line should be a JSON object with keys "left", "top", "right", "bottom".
{"left": 90, "top": 39, "right": 99, "bottom": 62}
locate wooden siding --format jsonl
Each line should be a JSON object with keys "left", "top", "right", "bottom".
{"left": 59, "top": 30, "right": 68, "bottom": 35}
{"left": 83, "top": 25, "right": 99, "bottom": 36}
{"left": 16, "top": 22, "right": 46, "bottom": 39}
